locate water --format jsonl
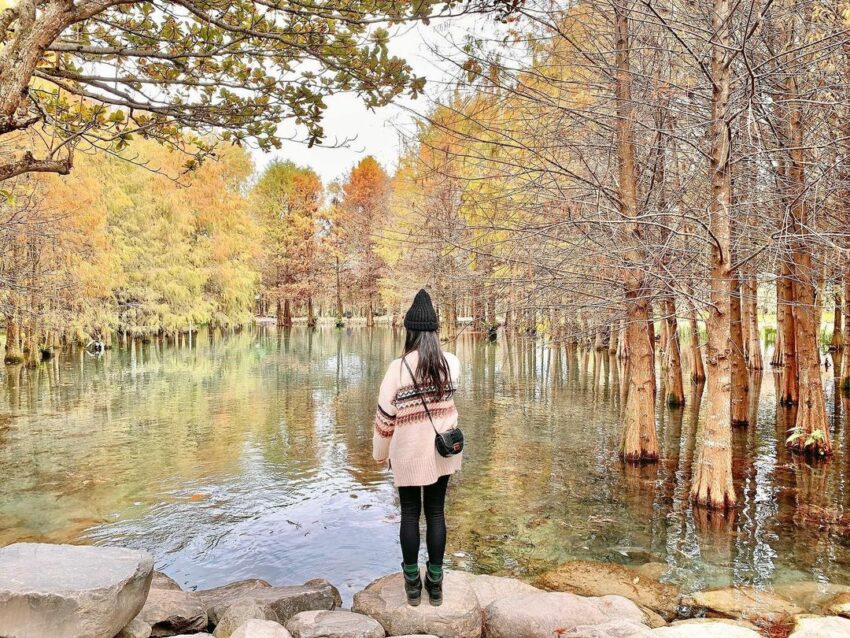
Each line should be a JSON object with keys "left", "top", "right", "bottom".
{"left": 1, "top": 326, "right": 849, "bottom": 605}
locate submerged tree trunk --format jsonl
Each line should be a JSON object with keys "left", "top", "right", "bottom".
{"left": 620, "top": 298, "right": 659, "bottom": 462}
{"left": 614, "top": 5, "right": 657, "bottom": 463}
{"left": 276, "top": 298, "right": 284, "bottom": 327}
{"left": 778, "top": 260, "right": 799, "bottom": 403}
{"left": 691, "top": 0, "right": 735, "bottom": 509}
{"left": 282, "top": 299, "right": 293, "bottom": 327}
{"left": 730, "top": 272, "right": 749, "bottom": 425}
{"left": 335, "top": 256, "right": 344, "bottom": 327}
{"left": 745, "top": 275, "right": 763, "bottom": 369}
{"left": 685, "top": 289, "right": 706, "bottom": 383}
{"left": 617, "top": 319, "right": 629, "bottom": 359}
{"left": 784, "top": 63, "right": 830, "bottom": 455}
{"left": 662, "top": 295, "right": 685, "bottom": 406}
{"left": 4, "top": 315, "right": 23, "bottom": 364}
{"left": 609, "top": 321, "right": 619, "bottom": 355}
{"left": 307, "top": 295, "right": 316, "bottom": 328}
{"left": 843, "top": 271, "right": 850, "bottom": 391}
{"left": 831, "top": 291, "right": 842, "bottom": 352}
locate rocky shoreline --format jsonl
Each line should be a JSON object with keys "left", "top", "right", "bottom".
{"left": 1, "top": 544, "right": 849, "bottom": 638}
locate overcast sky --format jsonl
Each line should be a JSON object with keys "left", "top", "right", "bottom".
{"left": 250, "top": 19, "right": 473, "bottom": 185}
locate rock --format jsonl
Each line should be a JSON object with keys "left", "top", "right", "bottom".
{"left": 483, "top": 591, "right": 650, "bottom": 638}
{"left": 823, "top": 592, "right": 850, "bottom": 618}
{"left": 451, "top": 572, "right": 541, "bottom": 609}
{"left": 204, "top": 580, "right": 341, "bottom": 627}
{"left": 151, "top": 571, "right": 183, "bottom": 591}
{"left": 774, "top": 582, "right": 850, "bottom": 613}
{"left": 352, "top": 571, "right": 481, "bottom": 638}
{"left": 667, "top": 618, "right": 761, "bottom": 631}
{"left": 640, "top": 608, "right": 668, "bottom": 629}
{"left": 171, "top": 635, "right": 214, "bottom": 637}
{"left": 0, "top": 542, "right": 153, "bottom": 638}
{"left": 196, "top": 579, "right": 274, "bottom": 625}
{"left": 536, "top": 560, "right": 679, "bottom": 621}
{"left": 286, "top": 610, "right": 385, "bottom": 638}
{"left": 137, "top": 588, "right": 208, "bottom": 636}
{"left": 214, "top": 600, "right": 277, "bottom": 638}
{"left": 230, "top": 619, "right": 293, "bottom": 638}
{"left": 561, "top": 619, "right": 655, "bottom": 637}
{"left": 116, "top": 617, "right": 153, "bottom": 638}
{"left": 652, "top": 618, "right": 763, "bottom": 637}
{"left": 682, "top": 586, "right": 803, "bottom": 624}
{"left": 789, "top": 615, "right": 850, "bottom": 638}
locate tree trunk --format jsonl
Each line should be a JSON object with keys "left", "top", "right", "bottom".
{"left": 662, "top": 295, "right": 685, "bottom": 406}
{"left": 335, "top": 256, "right": 344, "bottom": 327}
{"left": 614, "top": 4, "right": 657, "bottom": 463}
{"left": 691, "top": 0, "right": 736, "bottom": 509}
{"left": 830, "top": 291, "right": 842, "bottom": 352}
{"left": 620, "top": 298, "right": 659, "bottom": 462}
{"left": 594, "top": 328, "right": 606, "bottom": 351}
{"left": 745, "top": 275, "right": 763, "bottom": 369}
{"left": 685, "top": 290, "right": 706, "bottom": 383}
{"left": 3, "top": 315, "right": 23, "bottom": 364}
{"left": 283, "top": 298, "right": 293, "bottom": 327}
{"left": 783, "top": 59, "right": 830, "bottom": 455}
{"left": 778, "top": 259, "right": 799, "bottom": 403}
{"left": 842, "top": 271, "right": 850, "bottom": 391}
{"left": 307, "top": 295, "right": 316, "bottom": 328}
{"left": 617, "top": 319, "right": 629, "bottom": 359}
{"left": 730, "top": 272, "right": 749, "bottom": 426}
{"left": 366, "top": 296, "right": 374, "bottom": 328}
{"left": 609, "top": 321, "right": 619, "bottom": 355}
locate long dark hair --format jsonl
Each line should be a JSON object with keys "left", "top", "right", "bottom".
{"left": 403, "top": 329, "right": 451, "bottom": 399}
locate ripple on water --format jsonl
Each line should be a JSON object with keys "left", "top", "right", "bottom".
{"left": 1, "top": 327, "right": 850, "bottom": 605}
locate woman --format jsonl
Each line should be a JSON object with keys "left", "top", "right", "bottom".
{"left": 373, "top": 289, "right": 462, "bottom": 607}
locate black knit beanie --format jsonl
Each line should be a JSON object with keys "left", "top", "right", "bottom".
{"left": 404, "top": 289, "right": 438, "bottom": 332}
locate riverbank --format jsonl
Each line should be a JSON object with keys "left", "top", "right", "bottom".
{"left": 1, "top": 544, "right": 849, "bottom": 638}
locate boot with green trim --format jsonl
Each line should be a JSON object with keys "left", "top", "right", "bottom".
{"left": 401, "top": 563, "right": 422, "bottom": 606}
{"left": 424, "top": 561, "right": 443, "bottom": 606}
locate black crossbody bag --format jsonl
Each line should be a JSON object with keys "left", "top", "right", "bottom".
{"left": 402, "top": 357, "right": 464, "bottom": 457}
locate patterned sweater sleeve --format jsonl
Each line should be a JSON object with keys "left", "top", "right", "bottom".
{"left": 372, "top": 360, "right": 399, "bottom": 461}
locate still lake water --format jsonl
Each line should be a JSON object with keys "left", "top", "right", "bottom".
{"left": 1, "top": 326, "right": 849, "bottom": 604}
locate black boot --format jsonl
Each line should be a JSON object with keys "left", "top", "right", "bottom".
{"left": 402, "top": 564, "right": 422, "bottom": 606}
{"left": 424, "top": 562, "right": 443, "bottom": 606}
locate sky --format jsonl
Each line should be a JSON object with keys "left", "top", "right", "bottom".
{"left": 250, "top": 19, "right": 473, "bottom": 185}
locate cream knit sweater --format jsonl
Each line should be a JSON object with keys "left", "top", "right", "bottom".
{"left": 373, "top": 350, "right": 462, "bottom": 487}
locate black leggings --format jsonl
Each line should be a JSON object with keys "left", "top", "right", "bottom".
{"left": 398, "top": 475, "right": 450, "bottom": 566}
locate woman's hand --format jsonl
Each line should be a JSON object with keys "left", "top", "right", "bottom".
{"left": 375, "top": 458, "right": 388, "bottom": 465}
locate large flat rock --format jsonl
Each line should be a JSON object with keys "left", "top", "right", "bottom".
{"left": 652, "top": 618, "right": 763, "bottom": 637}
{"left": 484, "top": 591, "right": 651, "bottom": 638}
{"left": 137, "top": 587, "right": 208, "bottom": 636}
{"left": 203, "top": 579, "right": 342, "bottom": 627}
{"left": 231, "top": 619, "right": 293, "bottom": 638}
{"left": 195, "top": 579, "right": 273, "bottom": 625}
{"left": 789, "top": 615, "right": 850, "bottom": 638}
{"left": 286, "top": 610, "right": 385, "bottom": 638}
{"left": 214, "top": 600, "right": 276, "bottom": 638}
{"left": 0, "top": 543, "right": 153, "bottom": 638}
{"left": 451, "top": 572, "right": 541, "bottom": 609}
{"left": 536, "top": 560, "right": 679, "bottom": 621}
{"left": 352, "top": 571, "right": 481, "bottom": 638}
{"left": 681, "top": 586, "right": 803, "bottom": 624}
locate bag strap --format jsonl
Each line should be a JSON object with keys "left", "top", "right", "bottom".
{"left": 401, "top": 356, "right": 439, "bottom": 437}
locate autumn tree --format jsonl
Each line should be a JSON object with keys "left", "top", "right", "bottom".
{"left": 0, "top": 0, "right": 519, "bottom": 182}
{"left": 253, "top": 161, "right": 323, "bottom": 327}
{"left": 339, "top": 156, "right": 391, "bottom": 327}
